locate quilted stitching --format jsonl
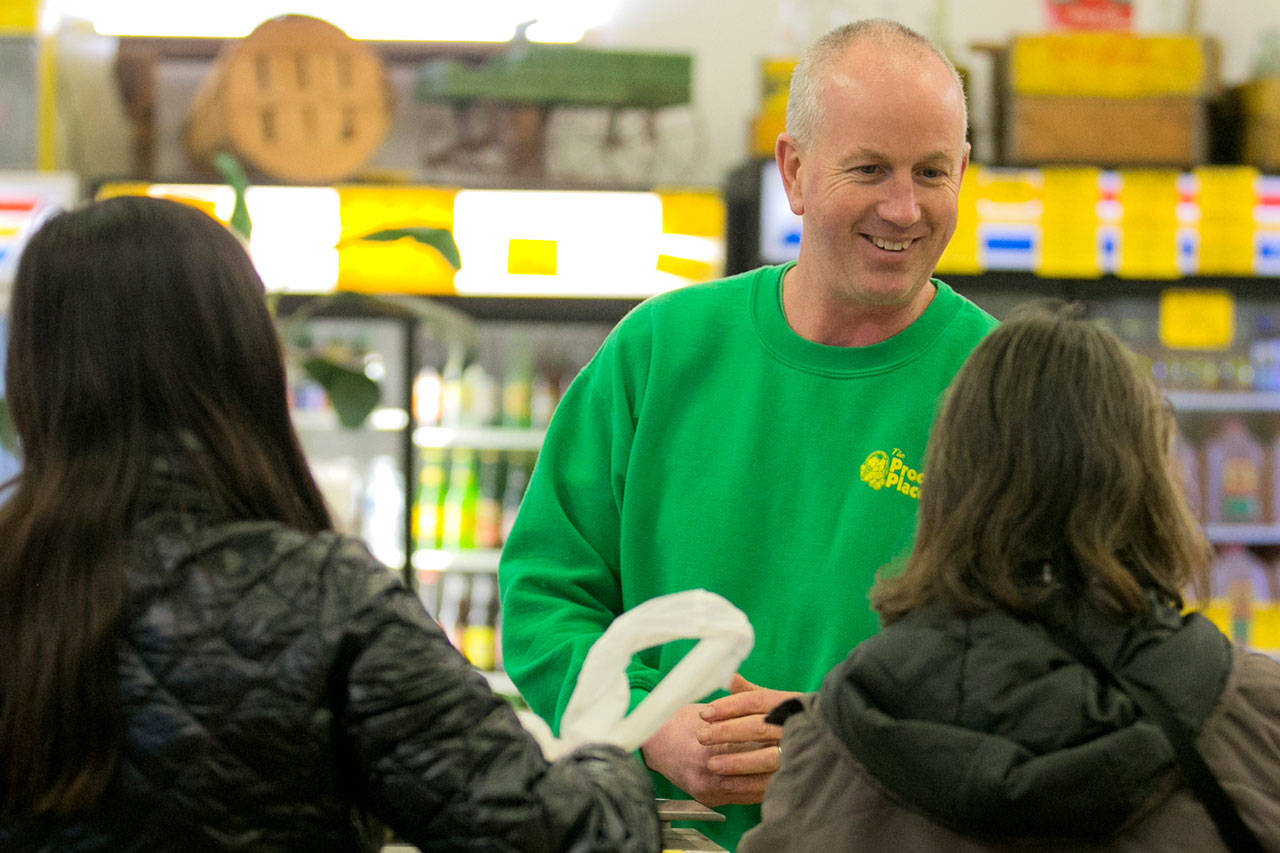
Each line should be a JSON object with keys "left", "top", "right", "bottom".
{"left": 0, "top": 463, "right": 659, "bottom": 852}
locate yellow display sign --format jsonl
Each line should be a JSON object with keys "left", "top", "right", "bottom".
{"left": 1011, "top": 33, "right": 1208, "bottom": 97}
{"left": 94, "top": 182, "right": 727, "bottom": 297}
{"left": 336, "top": 186, "right": 459, "bottom": 294}
{"left": 935, "top": 166, "right": 981, "bottom": 274}
{"left": 507, "top": 238, "right": 557, "bottom": 275}
{"left": 1038, "top": 167, "right": 1101, "bottom": 278}
{"left": 1117, "top": 170, "right": 1180, "bottom": 279}
{"left": 656, "top": 253, "right": 714, "bottom": 281}
{"left": 657, "top": 189, "right": 725, "bottom": 238}
{"left": 975, "top": 168, "right": 1041, "bottom": 205}
{"left": 1199, "top": 601, "right": 1280, "bottom": 655}
{"left": 0, "top": 0, "right": 38, "bottom": 34}
{"left": 1158, "top": 288, "right": 1234, "bottom": 350}
{"left": 1195, "top": 166, "right": 1258, "bottom": 276}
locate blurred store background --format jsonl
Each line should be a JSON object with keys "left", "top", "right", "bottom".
{"left": 1, "top": 0, "right": 1280, "bottom": 693}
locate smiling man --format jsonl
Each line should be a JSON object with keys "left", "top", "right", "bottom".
{"left": 499, "top": 19, "right": 998, "bottom": 850}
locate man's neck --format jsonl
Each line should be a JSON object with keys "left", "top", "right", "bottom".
{"left": 780, "top": 265, "right": 937, "bottom": 347}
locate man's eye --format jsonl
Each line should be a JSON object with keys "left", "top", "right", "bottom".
{"left": 853, "top": 165, "right": 879, "bottom": 175}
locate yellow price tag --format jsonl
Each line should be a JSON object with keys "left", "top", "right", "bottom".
{"left": 507, "top": 238, "right": 558, "bottom": 276}
{"left": 1158, "top": 288, "right": 1234, "bottom": 350}
{"left": 0, "top": 0, "right": 38, "bottom": 34}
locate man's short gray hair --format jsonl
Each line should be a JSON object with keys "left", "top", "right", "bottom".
{"left": 785, "top": 18, "right": 968, "bottom": 150}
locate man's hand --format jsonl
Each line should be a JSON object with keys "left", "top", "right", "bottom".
{"left": 639, "top": 674, "right": 801, "bottom": 807}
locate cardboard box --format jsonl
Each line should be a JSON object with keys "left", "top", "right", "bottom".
{"left": 1240, "top": 76, "right": 1280, "bottom": 170}
{"left": 993, "top": 34, "right": 1218, "bottom": 167}
{"left": 1005, "top": 94, "right": 1208, "bottom": 167}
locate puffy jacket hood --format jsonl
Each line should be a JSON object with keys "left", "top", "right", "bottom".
{"left": 819, "top": 600, "right": 1232, "bottom": 839}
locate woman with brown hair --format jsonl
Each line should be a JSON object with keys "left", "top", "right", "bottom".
{"left": 741, "top": 301, "right": 1280, "bottom": 851}
{"left": 0, "top": 195, "right": 659, "bottom": 851}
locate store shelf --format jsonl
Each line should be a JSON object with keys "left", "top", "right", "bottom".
{"left": 413, "top": 548, "right": 502, "bottom": 573}
{"left": 292, "top": 406, "right": 411, "bottom": 432}
{"left": 1205, "top": 524, "right": 1280, "bottom": 545}
{"left": 413, "top": 426, "right": 546, "bottom": 451}
{"left": 1166, "top": 391, "right": 1280, "bottom": 413}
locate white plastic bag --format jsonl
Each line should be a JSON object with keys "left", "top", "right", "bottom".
{"left": 518, "top": 589, "right": 754, "bottom": 761}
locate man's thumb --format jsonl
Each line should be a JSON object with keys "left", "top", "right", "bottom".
{"left": 729, "top": 673, "right": 759, "bottom": 693}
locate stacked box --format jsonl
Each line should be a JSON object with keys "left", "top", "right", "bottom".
{"left": 1002, "top": 33, "right": 1219, "bottom": 168}
{"left": 1240, "top": 77, "right": 1280, "bottom": 170}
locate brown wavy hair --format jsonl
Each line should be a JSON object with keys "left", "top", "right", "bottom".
{"left": 872, "top": 300, "right": 1210, "bottom": 625}
{"left": 0, "top": 196, "right": 332, "bottom": 818}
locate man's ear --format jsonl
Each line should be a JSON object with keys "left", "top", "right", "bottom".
{"left": 960, "top": 141, "right": 970, "bottom": 179}
{"left": 775, "top": 133, "right": 805, "bottom": 217}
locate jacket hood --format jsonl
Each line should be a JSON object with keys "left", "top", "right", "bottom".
{"left": 818, "top": 599, "right": 1232, "bottom": 839}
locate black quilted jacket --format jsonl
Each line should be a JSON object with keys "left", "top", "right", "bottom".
{"left": 0, "top": 462, "right": 659, "bottom": 851}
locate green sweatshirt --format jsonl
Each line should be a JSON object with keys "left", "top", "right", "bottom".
{"left": 498, "top": 263, "right": 997, "bottom": 849}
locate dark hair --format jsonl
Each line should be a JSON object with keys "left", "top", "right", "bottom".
{"left": 873, "top": 300, "right": 1210, "bottom": 624}
{"left": 0, "top": 195, "right": 331, "bottom": 817}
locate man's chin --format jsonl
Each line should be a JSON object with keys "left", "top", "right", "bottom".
{"left": 843, "top": 274, "right": 934, "bottom": 309}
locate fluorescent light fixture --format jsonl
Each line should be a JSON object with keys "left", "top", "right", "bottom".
{"left": 244, "top": 187, "right": 340, "bottom": 293}
{"left": 133, "top": 184, "right": 340, "bottom": 292}
{"left": 102, "top": 183, "right": 722, "bottom": 298}
{"left": 74, "top": 0, "right": 621, "bottom": 42}
{"left": 656, "top": 233, "right": 725, "bottom": 264}
{"left": 451, "top": 190, "right": 669, "bottom": 297}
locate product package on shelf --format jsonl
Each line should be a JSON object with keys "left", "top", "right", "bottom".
{"left": 1206, "top": 419, "right": 1265, "bottom": 524}
{"left": 362, "top": 454, "right": 406, "bottom": 569}
{"left": 1173, "top": 434, "right": 1204, "bottom": 522}
{"left": 1204, "top": 545, "right": 1280, "bottom": 656}
{"left": 408, "top": 321, "right": 612, "bottom": 690}
{"left": 417, "top": 560, "right": 505, "bottom": 673}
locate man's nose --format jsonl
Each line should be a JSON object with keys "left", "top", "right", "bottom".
{"left": 877, "top": 175, "right": 921, "bottom": 228}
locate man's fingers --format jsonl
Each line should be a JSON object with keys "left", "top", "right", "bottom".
{"left": 697, "top": 714, "right": 780, "bottom": 747}
{"left": 689, "top": 773, "right": 773, "bottom": 808}
{"left": 705, "top": 744, "right": 782, "bottom": 776}
{"left": 728, "top": 672, "right": 759, "bottom": 693}
{"left": 702, "top": 687, "right": 791, "bottom": 721}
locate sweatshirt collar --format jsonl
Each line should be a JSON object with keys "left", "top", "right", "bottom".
{"left": 750, "top": 263, "right": 964, "bottom": 376}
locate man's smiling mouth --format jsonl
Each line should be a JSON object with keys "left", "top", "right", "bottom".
{"left": 867, "top": 235, "right": 914, "bottom": 252}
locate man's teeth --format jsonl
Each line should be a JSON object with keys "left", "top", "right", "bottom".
{"left": 870, "top": 236, "right": 912, "bottom": 251}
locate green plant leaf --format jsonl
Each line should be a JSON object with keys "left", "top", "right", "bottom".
{"left": 0, "top": 398, "right": 17, "bottom": 455}
{"left": 301, "top": 357, "right": 382, "bottom": 430}
{"left": 213, "top": 151, "right": 252, "bottom": 240}
{"left": 356, "top": 227, "right": 462, "bottom": 269}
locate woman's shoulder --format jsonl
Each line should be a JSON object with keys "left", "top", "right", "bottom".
{"left": 132, "top": 513, "right": 407, "bottom": 623}
{"left": 1195, "top": 645, "right": 1280, "bottom": 842}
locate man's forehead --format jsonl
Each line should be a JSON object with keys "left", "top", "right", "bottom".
{"left": 826, "top": 45, "right": 950, "bottom": 92}
{"left": 841, "top": 146, "right": 959, "bottom": 163}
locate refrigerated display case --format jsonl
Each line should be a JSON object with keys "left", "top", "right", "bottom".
{"left": 408, "top": 317, "right": 620, "bottom": 693}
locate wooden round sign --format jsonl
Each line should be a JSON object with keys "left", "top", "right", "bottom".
{"left": 183, "top": 15, "right": 393, "bottom": 183}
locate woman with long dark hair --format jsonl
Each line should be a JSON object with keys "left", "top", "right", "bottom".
{"left": 741, "top": 302, "right": 1280, "bottom": 851}
{"left": 0, "top": 195, "right": 658, "bottom": 850}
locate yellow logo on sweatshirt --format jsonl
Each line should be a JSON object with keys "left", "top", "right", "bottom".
{"left": 860, "top": 448, "right": 922, "bottom": 499}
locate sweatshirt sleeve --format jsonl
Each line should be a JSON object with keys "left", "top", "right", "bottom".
{"left": 331, "top": 549, "right": 660, "bottom": 852}
{"left": 498, "top": 316, "right": 665, "bottom": 729}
